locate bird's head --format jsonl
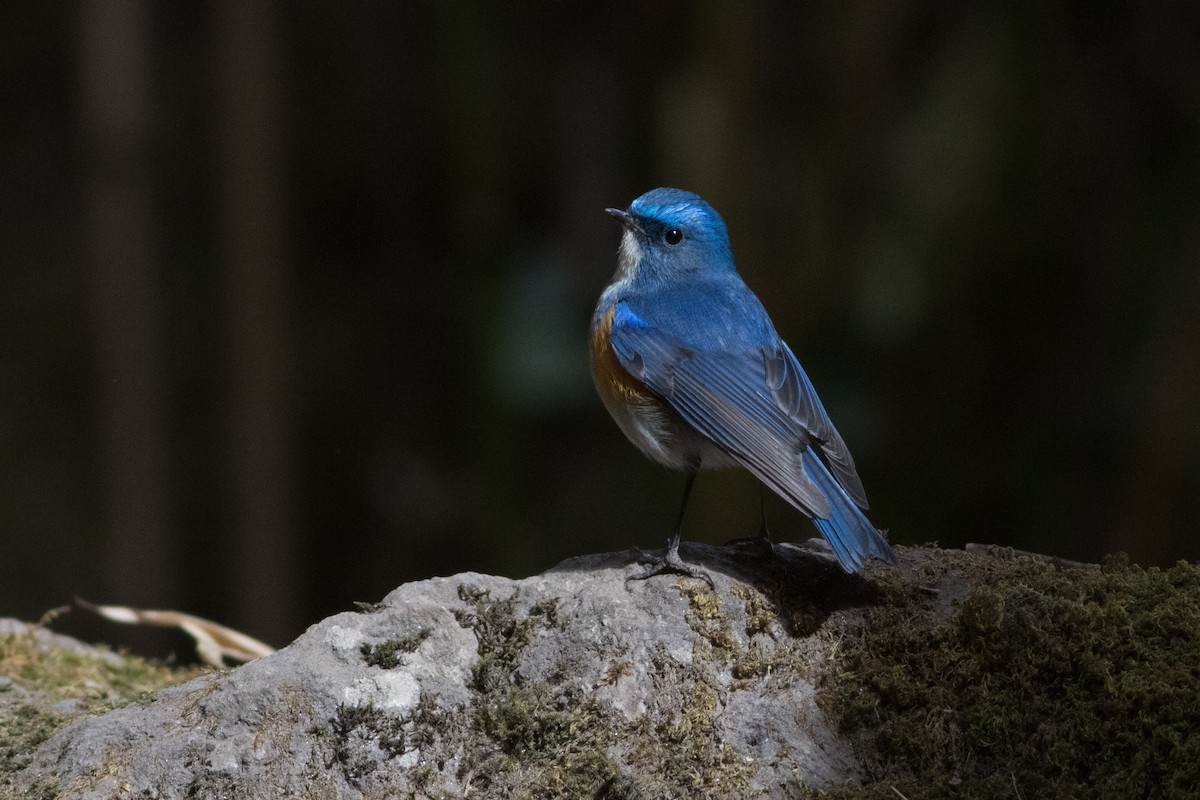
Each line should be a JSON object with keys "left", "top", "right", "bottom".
{"left": 606, "top": 188, "right": 735, "bottom": 284}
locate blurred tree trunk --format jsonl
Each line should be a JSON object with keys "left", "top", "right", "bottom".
{"left": 431, "top": 1, "right": 524, "bottom": 574}
{"left": 215, "top": 0, "right": 300, "bottom": 644}
{"left": 79, "top": 0, "right": 175, "bottom": 609}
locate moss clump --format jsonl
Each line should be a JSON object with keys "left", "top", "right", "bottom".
{"left": 594, "top": 580, "right": 761, "bottom": 798}
{"left": 474, "top": 682, "right": 621, "bottom": 795}
{"left": 815, "top": 552, "right": 1200, "bottom": 799}
{"left": 453, "top": 586, "right": 559, "bottom": 692}
{"left": 327, "top": 702, "right": 409, "bottom": 783}
{"left": 0, "top": 703, "right": 64, "bottom": 776}
{"left": 677, "top": 580, "right": 740, "bottom": 653}
{"left": 311, "top": 690, "right": 449, "bottom": 791}
{"left": 0, "top": 622, "right": 202, "bottom": 781}
{"left": 451, "top": 581, "right": 757, "bottom": 799}
{"left": 452, "top": 585, "right": 624, "bottom": 798}
{"left": 360, "top": 630, "right": 431, "bottom": 669}
{"left": 624, "top": 645, "right": 757, "bottom": 799}
{"left": 353, "top": 600, "right": 386, "bottom": 614}
{"left": 679, "top": 579, "right": 807, "bottom": 688}
{"left": 0, "top": 626, "right": 192, "bottom": 706}
{"left": 732, "top": 582, "right": 776, "bottom": 637}
{"left": 599, "top": 660, "right": 632, "bottom": 686}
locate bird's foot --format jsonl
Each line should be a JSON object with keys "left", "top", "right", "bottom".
{"left": 627, "top": 543, "right": 715, "bottom": 588}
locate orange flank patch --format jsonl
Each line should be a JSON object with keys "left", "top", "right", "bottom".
{"left": 590, "top": 305, "right": 655, "bottom": 405}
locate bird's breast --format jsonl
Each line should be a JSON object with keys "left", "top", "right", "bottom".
{"left": 589, "top": 304, "right": 656, "bottom": 408}
{"left": 589, "top": 303, "right": 746, "bottom": 471}
{"left": 589, "top": 304, "right": 683, "bottom": 466}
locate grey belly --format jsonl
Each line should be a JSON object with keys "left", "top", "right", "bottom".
{"left": 604, "top": 395, "right": 742, "bottom": 471}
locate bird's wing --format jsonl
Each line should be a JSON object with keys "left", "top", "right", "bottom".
{"left": 763, "top": 341, "right": 869, "bottom": 508}
{"left": 609, "top": 301, "right": 835, "bottom": 518}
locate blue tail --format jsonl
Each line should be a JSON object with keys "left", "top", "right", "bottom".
{"left": 802, "top": 447, "right": 896, "bottom": 573}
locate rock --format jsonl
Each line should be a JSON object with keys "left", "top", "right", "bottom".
{"left": 9, "top": 543, "right": 1197, "bottom": 798}
{"left": 5, "top": 541, "right": 877, "bottom": 799}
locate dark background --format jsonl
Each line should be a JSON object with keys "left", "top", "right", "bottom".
{"left": 4, "top": 2, "right": 1199, "bottom": 657}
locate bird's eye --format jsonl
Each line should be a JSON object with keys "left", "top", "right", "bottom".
{"left": 663, "top": 228, "right": 684, "bottom": 245}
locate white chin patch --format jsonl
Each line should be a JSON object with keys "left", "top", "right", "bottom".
{"left": 617, "top": 230, "right": 643, "bottom": 279}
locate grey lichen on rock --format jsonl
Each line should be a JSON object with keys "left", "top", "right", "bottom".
{"left": 4, "top": 541, "right": 1200, "bottom": 799}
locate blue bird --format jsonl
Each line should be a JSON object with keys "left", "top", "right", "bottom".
{"left": 590, "top": 188, "right": 896, "bottom": 580}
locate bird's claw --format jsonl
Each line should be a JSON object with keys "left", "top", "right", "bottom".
{"left": 626, "top": 543, "right": 715, "bottom": 588}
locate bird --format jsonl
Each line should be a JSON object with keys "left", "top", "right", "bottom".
{"left": 589, "top": 187, "right": 896, "bottom": 581}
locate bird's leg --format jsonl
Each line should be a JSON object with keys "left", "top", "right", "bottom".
{"left": 753, "top": 483, "right": 778, "bottom": 556}
{"left": 671, "top": 466, "right": 698, "bottom": 541}
{"left": 628, "top": 467, "right": 714, "bottom": 587}
{"left": 758, "top": 483, "right": 771, "bottom": 541}
{"left": 721, "top": 483, "right": 777, "bottom": 556}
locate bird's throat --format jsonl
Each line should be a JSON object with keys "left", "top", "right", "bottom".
{"left": 616, "top": 229, "right": 643, "bottom": 280}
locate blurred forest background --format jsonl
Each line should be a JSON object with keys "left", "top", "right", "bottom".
{"left": 3, "top": 2, "right": 1199, "bottom": 657}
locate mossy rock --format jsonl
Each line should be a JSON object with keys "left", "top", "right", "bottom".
{"left": 3, "top": 545, "right": 1198, "bottom": 798}
{"left": 812, "top": 550, "right": 1200, "bottom": 799}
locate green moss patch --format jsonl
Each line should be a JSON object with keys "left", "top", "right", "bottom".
{"left": 622, "top": 640, "right": 757, "bottom": 799}
{"left": 0, "top": 621, "right": 202, "bottom": 783}
{"left": 446, "top": 580, "right": 764, "bottom": 799}
{"left": 360, "top": 630, "right": 431, "bottom": 670}
{"left": 0, "top": 703, "right": 64, "bottom": 776}
{"left": 814, "top": 551, "right": 1200, "bottom": 799}
{"left": 451, "top": 585, "right": 623, "bottom": 797}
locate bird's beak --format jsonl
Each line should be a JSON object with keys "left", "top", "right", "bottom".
{"left": 605, "top": 207, "right": 643, "bottom": 236}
